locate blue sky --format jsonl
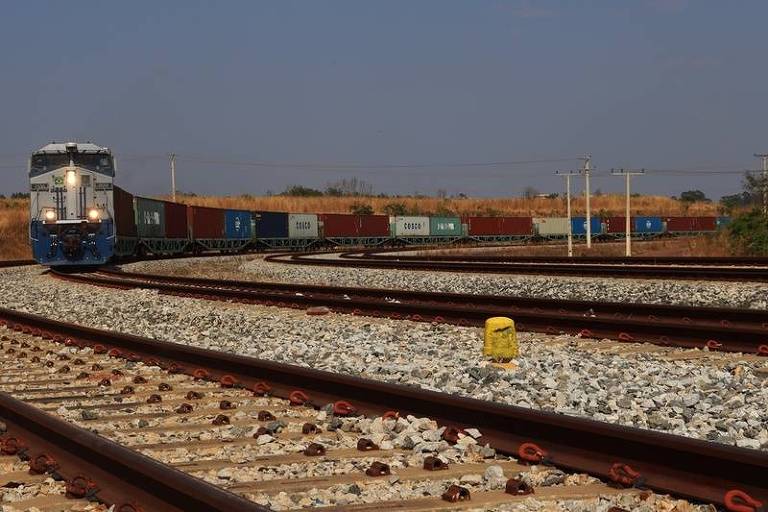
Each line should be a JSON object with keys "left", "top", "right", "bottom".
{"left": 1, "top": 0, "right": 766, "bottom": 199}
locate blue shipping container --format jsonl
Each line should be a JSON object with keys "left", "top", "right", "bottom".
{"left": 633, "top": 216, "right": 663, "bottom": 234}
{"left": 254, "top": 211, "right": 288, "bottom": 238}
{"left": 225, "top": 210, "right": 252, "bottom": 239}
{"left": 570, "top": 217, "right": 602, "bottom": 236}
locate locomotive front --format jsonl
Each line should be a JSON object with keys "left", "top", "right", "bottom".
{"left": 29, "top": 142, "right": 116, "bottom": 265}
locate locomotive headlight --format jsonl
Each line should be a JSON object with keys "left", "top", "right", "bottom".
{"left": 87, "top": 208, "right": 100, "bottom": 221}
{"left": 44, "top": 209, "right": 56, "bottom": 221}
{"left": 66, "top": 170, "right": 77, "bottom": 186}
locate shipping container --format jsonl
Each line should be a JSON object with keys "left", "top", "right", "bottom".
{"left": 224, "top": 210, "right": 252, "bottom": 239}
{"left": 665, "top": 216, "right": 717, "bottom": 232}
{"left": 319, "top": 214, "right": 390, "bottom": 238}
{"left": 466, "top": 216, "right": 533, "bottom": 236}
{"left": 635, "top": 216, "right": 663, "bottom": 233}
{"left": 288, "top": 213, "right": 319, "bottom": 238}
{"left": 393, "top": 216, "right": 430, "bottom": 237}
{"left": 134, "top": 197, "right": 165, "bottom": 238}
{"left": 533, "top": 217, "right": 569, "bottom": 236}
{"left": 697, "top": 216, "right": 717, "bottom": 231}
{"left": 164, "top": 201, "right": 188, "bottom": 239}
{"left": 571, "top": 217, "right": 603, "bottom": 236}
{"left": 604, "top": 216, "right": 629, "bottom": 234}
{"left": 429, "top": 216, "right": 462, "bottom": 237}
{"left": 716, "top": 216, "right": 731, "bottom": 229}
{"left": 189, "top": 205, "right": 225, "bottom": 239}
{"left": 359, "top": 215, "right": 390, "bottom": 237}
{"left": 113, "top": 185, "right": 137, "bottom": 237}
{"left": 253, "top": 211, "right": 288, "bottom": 239}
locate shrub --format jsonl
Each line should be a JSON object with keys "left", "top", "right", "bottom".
{"left": 727, "top": 209, "right": 768, "bottom": 255}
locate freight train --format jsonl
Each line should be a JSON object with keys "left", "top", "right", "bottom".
{"left": 28, "top": 142, "right": 730, "bottom": 266}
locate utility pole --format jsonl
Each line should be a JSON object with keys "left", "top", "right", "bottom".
{"left": 169, "top": 153, "right": 177, "bottom": 202}
{"left": 611, "top": 168, "right": 645, "bottom": 256}
{"left": 579, "top": 155, "right": 592, "bottom": 248}
{"left": 556, "top": 170, "right": 580, "bottom": 257}
{"left": 755, "top": 153, "right": 768, "bottom": 216}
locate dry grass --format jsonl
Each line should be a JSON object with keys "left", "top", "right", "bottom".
{"left": 168, "top": 194, "right": 719, "bottom": 217}
{"left": 422, "top": 235, "right": 733, "bottom": 258}
{"left": 0, "top": 199, "right": 31, "bottom": 260}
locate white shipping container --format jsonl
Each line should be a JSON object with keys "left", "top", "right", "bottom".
{"left": 394, "top": 216, "right": 430, "bottom": 236}
{"left": 533, "top": 217, "right": 570, "bottom": 236}
{"left": 288, "top": 214, "right": 319, "bottom": 238}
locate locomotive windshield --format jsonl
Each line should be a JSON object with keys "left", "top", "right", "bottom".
{"left": 73, "top": 154, "right": 114, "bottom": 174}
{"left": 29, "top": 152, "right": 114, "bottom": 177}
{"left": 30, "top": 154, "right": 70, "bottom": 173}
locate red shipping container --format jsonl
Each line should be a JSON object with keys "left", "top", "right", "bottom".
{"left": 605, "top": 216, "right": 632, "bottom": 233}
{"left": 319, "top": 214, "right": 358, "bottom": 237}
{"left": 467, "top": 217, "right": 532, "bottom": 236}
{"left": 189, "top": 205, "right": 225, "bottom": 239}
{"left": 358, "top": 215, "right": 390, "bottom": 237}
{"left": 666, "top": 217, "right": 696, "bottom": 232}
{"left": 164, "top": 201, "right": 188, "bottom": 239}
{"left": 320, "top": 214, "right": 390, "bottom": 237}
{"left": 113, "top": 185, "right": 137, "bottom": 237}
{"left": 696, "top": 216, "right": 717, "bottom": 231}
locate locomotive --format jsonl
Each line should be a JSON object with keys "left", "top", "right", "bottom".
{"left": 29, "top": 142, "right": 116, "bottom": 265}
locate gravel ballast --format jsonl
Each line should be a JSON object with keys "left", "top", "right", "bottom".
{"left": 1, "top": 264, "right": 767, "bottom": 454}
{"left": 126, "top": 255, "right": 768, "bottom": 309}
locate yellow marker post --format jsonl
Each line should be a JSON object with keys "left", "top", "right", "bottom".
{"left": 484, "top": 317, "right": 518, "bottom": 361}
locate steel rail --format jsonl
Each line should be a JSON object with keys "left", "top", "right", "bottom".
{"left": 67, "top": 268, "right": 768, "bottom": 355}
{"left": 0, "top": 393, "right": 266, "bottom": 512}
{"left": 0, "top": 307, "right": 765, "bottom": 508}
{"left": 342, "top": 250, "right": 768, "bottom": 266}
{"left": 0, "top": 259, "right": 36, "bottom": 268}
{"left": 267, "top": 251, "right": 768, "bottom": 281}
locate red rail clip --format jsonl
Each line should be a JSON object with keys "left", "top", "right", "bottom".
{"left": 192, "top": 368, "right": 210, "bottom": 380}
{"left": 333, "top": 401, "right": 357, "bottom": 416}
{"left": 618, "top": 332, "right": 634, "bottom": 342}
{"left": 29, "top": 453, "right": 58, "bottom": 475}
{"left": 706, "top": 340, "right": 723, "bottom": 350}
{"left": 66, "top": 475, "right": 98, "bottom": 499}
{"left": 608, "top": 463, "right": 641, "bottom": 487}
{"left": 757, "top": 345, "right": 768, "bottom": 356}
{"left": 518, "top": 442, "right": 548, "bottom": 464}
{"left": 724, "top": 489, "right": 765, "bottom": 512}
{"left": 382, "top": 410, "right": 400, "bottom": 420}
{"left": 252, "top": 381, "right": 272, "bottom": 396}
{"left": 219, "top": 374, "right": 238, "bottom": 388}
{"left": 289, "top": 390, "right": 309, "bottom": 406}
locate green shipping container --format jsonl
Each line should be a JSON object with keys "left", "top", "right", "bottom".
{"left": 429, "top": 216, "right": 462, "bottom": 236}
{"left": 134, "top": 197, "right": 165, "bottom": 238}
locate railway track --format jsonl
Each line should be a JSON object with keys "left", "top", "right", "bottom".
{"left": 0, "top": 307, "right": 766, "bottom": 511}
{"left": 54, "top": 268, "right": 768, "bottom": 355}
{"left": 342, "top": 250, "right": 768, "bottom": 266}
{"left": 270, "top": 251, "right": 768, "bottom": 282}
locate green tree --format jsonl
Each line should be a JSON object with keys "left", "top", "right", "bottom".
{"left": 348, "top": 202, "right": 374, "bottom": 215}
{"left": 383, "top": 202, "right": 408, "bottom": 216}
{"left": 679, "top": 190, "right": 708, "bottom": 202}
{"left": 282, "top": 185, "right": 323, "bottom": 197}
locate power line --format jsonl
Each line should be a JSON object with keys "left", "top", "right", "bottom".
{"left": 171, "top": 155, "right": 578, "bottom": 170}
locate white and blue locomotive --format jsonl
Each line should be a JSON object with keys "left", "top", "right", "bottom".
{"left": 29, "top": 142, "right": 116, "bottom": 265}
